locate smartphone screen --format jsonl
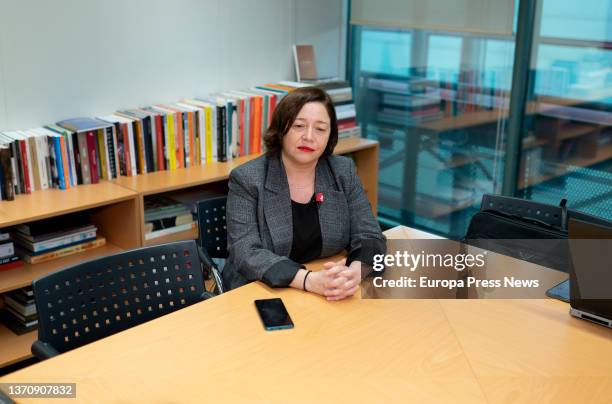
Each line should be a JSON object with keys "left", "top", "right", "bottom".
{"left": 254, "top": 298, "right": 294, "bottom": 331}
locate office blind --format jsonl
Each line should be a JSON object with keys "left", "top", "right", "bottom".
{"left": 350, "top": 0, "right": 516, "bottom": 36}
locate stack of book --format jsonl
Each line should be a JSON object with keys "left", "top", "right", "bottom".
{"left": 370, "top": 77, "right": 443, "bottom": 127}
{"left": 12, "top": 213, "right": 106, "bottom": 264}
{"left": 144, "top": 195, "right": 196, "bottom": 241}
{"left": 0, "top": 230, "right": 23, "bottom": 272}
{"left": 1, "top": 287, "right": 37, "bottom": 335}
{"left": 318, "top": 81, "right": 360, "bottom": 139}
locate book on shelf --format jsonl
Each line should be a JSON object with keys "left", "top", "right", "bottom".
{"left": 116, "top": 110, "right": 155, "bottom": 174}
{"left": 223, "top": 92, "right": 260, "bottom": 156}
{"left": 206, "top": 95, "right": 239, "bottom": 159}
{"left": 97, "top": 114, "right": 138, "bottom": 177}
{"left": 144, "top": 195, "right": 191, "bottom": 221}
{"left": 56, "top": 117, "right": 118, "bottom": 184}
{"left": 5, "top": 305, "right": 38, "bottom": 327}
{"left": 144, "top": 222, "right": 196, "bottom": 241}
{"left": 0, "top": 145, "right": 15, "bottom": 200}
{"left": 291, "top": 45, "right": 336, "bottom": 83}
{"left": 4, "top": 294, "right": 36, "bottom": 317}
{"left": 14, "top": 212, "right": 91, "bottom": 237}
{"left": 179, "top": 100, "right": 216, "bottom": 164}
{"left": 1, "top": 287, "right": 37, "bottom": 335}
{"left": 293, "top": 44, "right": 318, "bottom": 82}
{"left": 13, "top": 227, "right": 97, "bottom": 254}
{"left": 10, "top": 212, "right": 104, "bottom": 264}
{"left": 145, "top": 213, "right": 194, "bottom": 233}
{"left": 0, "top": 240, "right": 14, "bottom": 258}
{"left": 18, "top": 236, "right": 106, "bottom": 265}
{"left": 213, "top": 93, "right": 246, "bottom": 157}
{"left": 144, "top": 194, "right": 196, "bottom": 240}
{"left": 0, "top": 309, "right": 37, "bottom": 335}
{"left": 0, "top": 255, "right": 23, "bottom": 272}
{"left": 0, "top": 230, "right": 22, "bottom": 271}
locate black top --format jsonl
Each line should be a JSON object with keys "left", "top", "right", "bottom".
{"left": 261, "top": 194, "right": 322, "bottom": 287}
{"left": 289, "top": 195, "right": 323, "bottom": 264}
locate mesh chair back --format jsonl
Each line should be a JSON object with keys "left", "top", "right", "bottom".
{"left": 196, "top": 196, "right": 228, "bottom": 259}
{"left": 33, "top": 240, "right": 204, "bottom": 354}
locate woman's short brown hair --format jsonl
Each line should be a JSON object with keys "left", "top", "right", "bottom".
{"left": 263, "top": 87, "right": 338, "bottom": 158}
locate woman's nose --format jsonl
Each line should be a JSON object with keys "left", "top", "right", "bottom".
{"left": 302, "top": 126, "right": 314, "bottom": 141}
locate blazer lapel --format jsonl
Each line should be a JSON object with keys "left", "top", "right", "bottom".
{"left": 263, "top": 157, "right": 293, "bottom": 257}
{"left": 315, "top": 159, "right": 348, "bottom": 256}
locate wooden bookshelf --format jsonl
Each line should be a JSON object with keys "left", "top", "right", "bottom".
{"left": 0, "top": 184, "right": 140, "bottom": 368}
{"left": 0, "top": 323, "right": 36, "bottom": 368}
{"left": 0, "top": 182, "right": 137, "bottom": 228}
{"left": 0, "top": 137, "right": 379, "bottom": 369}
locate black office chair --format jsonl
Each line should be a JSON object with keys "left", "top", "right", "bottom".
{"left": 463, "top": 194, "right": 569, "bottom": 272}
{"left": 196, "top": 196, "right": 227, "bottom": 294}
{"left": 31, "top": 240, "right": 210, "bottom": 360}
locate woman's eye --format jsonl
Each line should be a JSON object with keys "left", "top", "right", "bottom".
{"left": 293, "top": 124, "right": 304, "bottom": 129}
{"left": 316, "top": 127, "right": 326, "bottom": 132}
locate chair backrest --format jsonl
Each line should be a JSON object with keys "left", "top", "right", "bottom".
{"left": 196, "top": 196, "right": 228, "bottom": 259}
{"left": 464, "top": 194, "right": 569, "bottom": 272}
{"left": 480, "top": 194, "right": 564, "bottom": 229}
{"left": 33, "top": 240, "right": 204, "bottom": 354}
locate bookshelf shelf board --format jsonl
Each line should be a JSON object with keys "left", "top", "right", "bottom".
{"left": 547, "top": 122, "right": 602, "bottom": 142}
{"left": 113, "top": 137, "right": 379, "bottom": 196}
{"left": 113, "top": 155, "right": 259, "bottom": 196}
{"left": 0, "top": 183, "right": 138, "bottom": 228}
{"left": 519, "top": 143, "right": 612, "bottom": 190}
{"left": 333, "top": 137, "right": 379, "bottom": 154}
{"left": 414, "top": 109, "right": 508, "bottom": 132}
{"left": 0, "top": 323, "right": 36, "bottom": 369}
{"left": 0, "top": 243, "right": 123, "bottom": 295}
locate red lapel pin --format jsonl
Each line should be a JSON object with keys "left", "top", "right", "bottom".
{"left": 315, "top": 192, "right": 324, "bottom": 203}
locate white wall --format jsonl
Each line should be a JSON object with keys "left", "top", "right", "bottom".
{"left": 0, "top": 0, "right": 345, "bottom": 131}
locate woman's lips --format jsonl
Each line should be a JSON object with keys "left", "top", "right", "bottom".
{"left": 297, "top": 146, "right": 315, "bottom": 152}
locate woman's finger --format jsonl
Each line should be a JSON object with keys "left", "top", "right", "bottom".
{"left": 326, "top": 265, "right": 347, "bottom": 277}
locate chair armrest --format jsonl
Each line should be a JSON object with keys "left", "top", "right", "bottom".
{"left": 31, "top": 340, "right": 60, "bottom": 360}
{"left": 197, "top": 246, "right": 225, "bottom": 294}
{"left": 201, "top": 291, "right": 215, "bottom": 300}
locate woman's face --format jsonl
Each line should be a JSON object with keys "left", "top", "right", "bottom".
{"left": 281, "top": 102, "right": 331, "bottom": 166}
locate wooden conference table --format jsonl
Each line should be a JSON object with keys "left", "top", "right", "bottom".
{"left": 1, "top": 226, "right": 612, "bottom": 403}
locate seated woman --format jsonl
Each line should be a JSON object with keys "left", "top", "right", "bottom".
{"left": 223, "top": 87, "right": 385, "bottom": 300}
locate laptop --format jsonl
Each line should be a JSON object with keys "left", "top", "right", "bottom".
{"left": 568, "top": 217, "right": 612, "bottom": 328}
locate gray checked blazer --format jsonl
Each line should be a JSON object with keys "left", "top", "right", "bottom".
{"left": 222, "top": 154, "right": 386, "bottom": 290}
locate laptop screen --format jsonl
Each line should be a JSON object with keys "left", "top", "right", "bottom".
{"left": 568, "top": 218, "right": 612, "bottom": 320}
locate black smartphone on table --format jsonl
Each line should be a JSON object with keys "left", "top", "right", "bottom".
{"left": 254, "top": 298, "right": 294, "bottom": 331}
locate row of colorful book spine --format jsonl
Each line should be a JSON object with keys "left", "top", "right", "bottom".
{"left": 0, "top": 83, "right": 297, "bottom": 200}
